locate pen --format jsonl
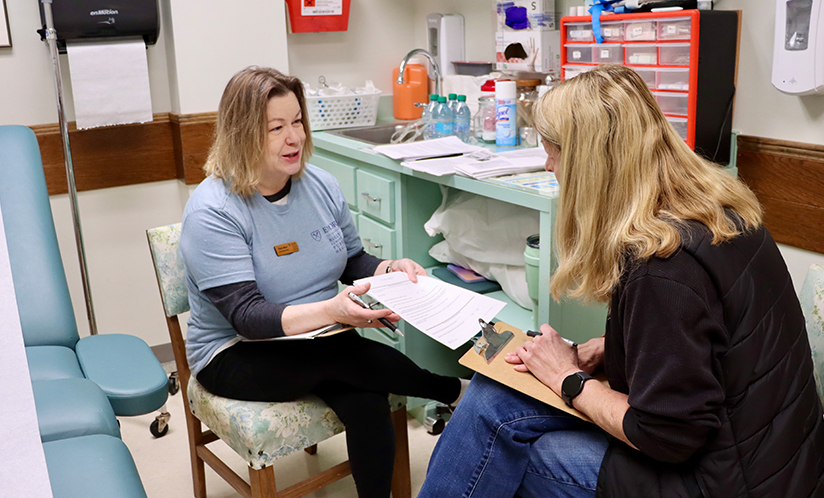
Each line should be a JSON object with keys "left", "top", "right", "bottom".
{"left": 526, "top": 330, "right": 577, "bottom": 348}
{"left": 348, "top": 292, "right": 403, "bottom": 336}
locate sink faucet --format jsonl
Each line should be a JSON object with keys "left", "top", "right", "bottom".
{"left": 397, "top": 49, "right": 442, "bottom": 97}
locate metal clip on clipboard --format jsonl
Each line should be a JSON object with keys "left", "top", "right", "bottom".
{"left": 473, "top": 319, "right": 515, "bottom": 364}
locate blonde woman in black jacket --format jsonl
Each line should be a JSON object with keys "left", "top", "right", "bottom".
{"left": 418, "top": 64, "right": 824, "bottom": 498}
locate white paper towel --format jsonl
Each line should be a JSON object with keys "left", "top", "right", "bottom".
{"left": 67, "top": 38, "right": 153, "bottom": 130}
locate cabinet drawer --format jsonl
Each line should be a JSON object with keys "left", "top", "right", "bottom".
{"left": 358, "top": 215, "right": 395, "bottom": 260}
{"left": 361, "top": 327, "right": 401, "bottom": 351}
{"left": 311, "top": 156, "right": 357, "bottom": 208}
{"left": 357, "top": 169, "right": 395, "bottom": 224}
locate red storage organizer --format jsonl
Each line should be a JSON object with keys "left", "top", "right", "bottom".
{"left": 560, "top": 10, "right": 738, "bottom": 165}
{"left": 285, "top": 0, "right": 351, "bottom": 33}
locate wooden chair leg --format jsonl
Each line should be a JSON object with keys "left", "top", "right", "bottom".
{"left": 250, "top": 466, "right": 278, "bottom": 498}
{"left": 304, "top": 444, "right": 318, "bottom": 455}
{"left": 391, "top": 407, "right": 412, "bottom": 498}
{"left": 185, "top": 403, "right": 207, "bottom": 498}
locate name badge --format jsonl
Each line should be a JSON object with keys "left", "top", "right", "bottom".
{"left": 274, "top": 241, "right": 299, "bottom": 256}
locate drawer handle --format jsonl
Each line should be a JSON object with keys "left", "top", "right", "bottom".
{"left": 362, "top": 238, "right": 383, "bottom": 250}
{"left": 361, "top": 192, "right": 382, "bottom": 204}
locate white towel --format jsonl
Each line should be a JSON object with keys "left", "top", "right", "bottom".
{"left": 67, "top": 38, "right": 153, "bottom": 130}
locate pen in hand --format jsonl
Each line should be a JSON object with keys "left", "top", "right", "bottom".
{"left": 526, "top": 330, "right": 577, "bottom": 348}
{"left": 348, "top": 292, "right": 403, "bottom": 336}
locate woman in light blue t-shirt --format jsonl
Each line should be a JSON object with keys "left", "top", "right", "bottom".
{"left": 180, "top": 66, "right": 468, "bottom": 498}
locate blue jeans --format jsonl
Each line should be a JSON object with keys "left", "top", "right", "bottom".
{"left": 418, "top": 374, "right": 609, "bottom": 498}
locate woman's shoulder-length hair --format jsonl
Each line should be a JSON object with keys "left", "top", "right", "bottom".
{"left": 533, "top": 64, "right": 763, "bottom": 303}
{"left": 203, "top": 66, "right": 314, "bottom": 197}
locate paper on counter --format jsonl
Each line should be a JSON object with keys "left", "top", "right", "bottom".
{"left": 354, "top": 272, "right": 506, "bottom": 349}
{"left": 67, "top": 39, "right": 153, "bottom": 130}
{"left": 373, "top": 136, "right": 484, "bottom": 161}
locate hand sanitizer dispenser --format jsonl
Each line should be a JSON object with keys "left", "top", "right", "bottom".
{"left": 427, "top": 14, "right": 465, "bottom": 76}
{"left": 772, "top": 0, "right": 824, "bottom": 95}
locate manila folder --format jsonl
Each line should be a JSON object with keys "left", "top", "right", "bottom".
{"left": 458, "top": 321, "right": 608, "bottom": 423}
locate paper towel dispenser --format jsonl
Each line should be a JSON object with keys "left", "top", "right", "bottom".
{"left": 39, "top": 0, "right": 160, "bottom": 53}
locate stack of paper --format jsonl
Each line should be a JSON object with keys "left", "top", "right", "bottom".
{"left": 454, "top": 147, "right": 548, "bottom": 179}
{"left": 487, "top": 170, "right": 560, "bottom": 196}
{"left": 372, "top": 136, "right": 484, "bottom": 161}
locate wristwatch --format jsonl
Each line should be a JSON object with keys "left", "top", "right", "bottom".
{"left": 561, "top": 371, "right": 594, "bottom": 408}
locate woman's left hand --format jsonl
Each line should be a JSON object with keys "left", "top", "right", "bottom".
{"left": 384, "top": 258, "right": 427, "bottom": 283}
{"left": 504, "top": 323, "right": 581, "bottom": 395}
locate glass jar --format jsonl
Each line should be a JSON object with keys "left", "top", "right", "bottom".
{"left": 516, "top": 79, "right": 541, "bottom": 129}
{"left": 474, "top": 96, "right": 497, "bottom": 143}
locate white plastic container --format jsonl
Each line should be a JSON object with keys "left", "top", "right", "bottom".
{"left": 653, "top": 91, "right": 689, "bottom": 116}
{"left": 307, "top": 92, "right": 382, "bottom": 130}
{"left": 566, "top": 44, "right": 593, "bottom": 63}
{"left": 656, "top": 68, "right": 690, "bottom": 90}
{"left": 659, "top": 43, "right": 691, "bottom": 66}
{"left": 593, "top": 44, "right": 623, "bottom": 64}
{"left": 657, "top": 18, "right": 691, "bottom": 41}
{"left": 496, "top": 80, "right": 518, "bottom": 147}
{"left": 625, "top": 44, "right": 657, "bottom": 65}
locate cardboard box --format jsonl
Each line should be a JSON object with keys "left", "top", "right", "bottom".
{"left": 495, "top": 0, "right": 560, "bottom": 73}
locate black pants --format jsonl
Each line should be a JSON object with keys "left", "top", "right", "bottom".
{"left": 197, "top": 331, "right": 461, "bottom": 498}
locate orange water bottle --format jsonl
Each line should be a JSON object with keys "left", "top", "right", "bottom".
{"left": 392, "top": 58, "right": 428, "bottom": 120}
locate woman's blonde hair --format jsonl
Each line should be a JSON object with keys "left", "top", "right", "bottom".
{"left": 204, "top": 66, "right": 313, "bottom": 197}
{"left": 533, "top": 64, "right": 762, "bottom": 303}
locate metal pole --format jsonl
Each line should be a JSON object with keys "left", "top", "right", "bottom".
{"left": 41, "top": 0, "right": 98, "bottom": 335}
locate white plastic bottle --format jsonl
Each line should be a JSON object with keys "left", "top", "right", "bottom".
{"left": 496, "top": 80, "right": 517, "bottom": 147}
{"left": 454, "top": 95, "right": 471, "bottom": 143}
{"left": 433, "top": 96, "right": 454, "bottom": 138}
{"left": 422, "top": 94, "right": 439, "bottom": 140}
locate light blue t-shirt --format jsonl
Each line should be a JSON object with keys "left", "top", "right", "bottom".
{"left": 180, "top": 165, "right": 363, "bottom": 377}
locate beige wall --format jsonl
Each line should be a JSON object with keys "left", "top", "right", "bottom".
{"left": 0, "top": 1, "right": 822, "bottom": 345}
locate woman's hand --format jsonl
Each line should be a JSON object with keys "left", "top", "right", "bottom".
{"left": 380, "top": 258, "right": 427, "bottom": 283}
{"left": 504, "top": 324, "right": 581, "bottom": 395}
{"left": 577, "top": 336, "right": 605, "bottom": 374}
{"left": 327, "top": 283, "right": 400, "bottom": 329}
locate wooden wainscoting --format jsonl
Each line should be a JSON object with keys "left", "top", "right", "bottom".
{"left": 31, "top": 112, "right": 214, "bottom": 195}
{"left": 737, "top": 135, "right": 824, "bottom": 254}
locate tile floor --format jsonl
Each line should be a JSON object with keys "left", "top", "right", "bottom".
{"left": 119, "top": 384, "right": 441, "bottom": 498}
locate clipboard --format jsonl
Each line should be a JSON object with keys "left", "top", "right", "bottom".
{"left": 459, "top": 321, "right": 608, "bottom": 422}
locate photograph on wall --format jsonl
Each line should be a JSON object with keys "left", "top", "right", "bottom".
{"left": 0, "top": 0, "right": 10, "bottom": 48}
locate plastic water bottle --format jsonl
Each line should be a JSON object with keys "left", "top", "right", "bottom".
{"left": 496, "top": 80, "right": 518, "bottom": 147}
{"left": 433, "top": 96, "right": 454, "bottom": 138}
{"left": 447, "top": 93, "right": 459, "bottom": 117}
{"left": 454, "top": 95, "right": 471, "bottom": 143}
{"left": 422, "top": 94, "right": 439, "bottom": 140}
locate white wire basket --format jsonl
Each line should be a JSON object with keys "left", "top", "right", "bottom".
{"left": 306, "top": 91, "right": 382, "bottom": 131}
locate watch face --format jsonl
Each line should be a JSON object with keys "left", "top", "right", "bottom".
{"left": 562, "top": 372, "right": 584, "bottom": 398}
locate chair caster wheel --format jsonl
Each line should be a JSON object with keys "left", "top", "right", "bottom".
{"left": 168, "top": 372, "right": 180, "bottom": 395}
{"left": 424, "top": 415, "right": 445, "bottom": 435}
{"left": 150, "top": 417, "right": 169, "bottom": 438}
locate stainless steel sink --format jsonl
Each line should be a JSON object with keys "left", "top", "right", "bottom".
{"left": 325, "top": 123, "right": 423, "bottom": 145}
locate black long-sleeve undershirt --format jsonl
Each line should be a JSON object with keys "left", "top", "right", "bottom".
{"left": 202, "top": 249, "right": 382, "bottom": 339}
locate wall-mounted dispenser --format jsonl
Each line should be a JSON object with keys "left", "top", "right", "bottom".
{"left": 427, "top": 13, "right": 465, "bottom": 76}
{"left": 772, "top": 0, "right": 824, "bottom": 95}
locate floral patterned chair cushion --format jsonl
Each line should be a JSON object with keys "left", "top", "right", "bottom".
{"left": 147, "top": 223, "right": 407, "bottom": 470}
{"left": 800, "top": 264, "right": 824, "bottom": 405}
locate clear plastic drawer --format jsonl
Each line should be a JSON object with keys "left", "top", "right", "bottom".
{"left": 656, "top": 68, "right": 690, "bottom": 90}
{"left": 563, "top": 64, "right": 593, "bottom": 80}
{"left": 654, "top": 91, "right": 689, "bottom": 116}
{"left": 600, "top": 21, "right": 624, "bottom": 42}
{"left": 629, "top": 67, "right": 657, "bottom": 88}
{"left": 625, "top": 44, "right": 657, "bottom": 65}
{"left": 624, "top": 21, "right": 656, "bottom": 41}
{"left": 657, "top": 18, "right": 691, "bottom": 40}
{"left": 659, "top": 43, "right": 691, "bottom": 66}
{"left": 593, "top": 44, "right": 623, "bottom": 64}
{"left": 566, "top": 44, "right": 593, "bottom": 63}
{"left": 666, "top": 116, "right": 688, "bottom": 140}
{"left": 566, "top": 22, "right": 594, "bottom": 42}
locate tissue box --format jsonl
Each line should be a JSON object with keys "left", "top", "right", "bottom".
{"left": 495, "top": 0, "right": 559, "bottom": 73}
{"left": 496, "top": 29, "right": 561, "bottom": 73}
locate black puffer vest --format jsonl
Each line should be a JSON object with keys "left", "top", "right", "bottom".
{"left": 596, "top": 222, "right": 824, "bottom": 498}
